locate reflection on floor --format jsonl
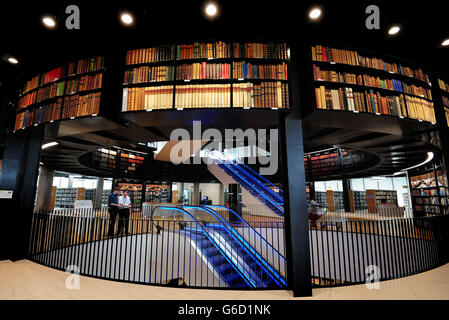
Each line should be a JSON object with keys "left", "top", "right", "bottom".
{"left": 1, "top": 259, "right": 448, "bottom": 300}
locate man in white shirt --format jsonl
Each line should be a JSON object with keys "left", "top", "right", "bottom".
{"left": 118, "top": 191, "right": 132, "bottom": 235}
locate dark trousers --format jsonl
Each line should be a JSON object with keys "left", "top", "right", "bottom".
{"left": 117, "top": 208, "right": 130, "bottom": 235}
{"left": 108, "top": 208, "right": 118, "bottom": 236}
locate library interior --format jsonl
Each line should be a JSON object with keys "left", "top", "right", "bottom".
{"left": 0, "top": 1, "right": 449, "bottom": 298}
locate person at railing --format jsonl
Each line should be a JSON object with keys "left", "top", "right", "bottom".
{"left": 117, "top": 191, "right": 132, "bottom": 236}
{"left": 107, "top": 187, "right": 121, "bottom": 237}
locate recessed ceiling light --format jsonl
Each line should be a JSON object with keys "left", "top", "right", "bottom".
{"left": 7, "top": 57, "right": 19, "bottom": 64}
{"left": 309, "top": 7, "right": 322, "bottom": 20}
{"left": 442, "top": 39, "right": 449, "bottom": 46}
{"left": 42, "top": 141, "right": 59, "bottom": 149}
{"left": 388, "top": 25, "right": 401, "bottom": 35}
{"left": 120, "top": 12, "right": 134, "bottom": 25}
{"left": 205, "top": 3, "right": 218, "bottom": 17}
{"left": 42, "top": 16, "right": 56, "bottom": 28}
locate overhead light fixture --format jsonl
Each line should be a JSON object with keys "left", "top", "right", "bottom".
{"left": 7, "top": 57, "right": 19, "bottom": 64}
{"left": 42, "top": 141, "right": 59, "bottom": 149}
{"left": 42, "top": 16, "right": 57, "bottom": 29}
{"left": 388, "top": 25, "right": 401, "bottom": 35}
{"left": 120, "top": 12, "right": 134, "bottom": 25}
{"left": 401, "top": 152, "right": 434, "bottom": 171}
{"left": 442, "top": 39, "right": 449, "bottom": 47}
{"left": 204, "top": 2, "right": 218, "bottom": 18}
{"left": 309, "top": 7, "right": 322, "bottom": 20}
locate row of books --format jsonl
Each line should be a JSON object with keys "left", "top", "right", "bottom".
{"left": 125, "top": 42, "right": 289, "bottom": 65}
{"left": 176, "top": 63, "right": 231, "bottom": 80}
{"left": 14, "top": 99, "right": 62, "bottom": 130}
{"left": 232, "top": 62, "right": 288, "bottom": 80}
{"left": 122, "top": 86, "right": 174, "bottom": 111}
{"left": 365, "top": 90, "right": 407, "bottom": 116}
{"left": 233, "top": 82, "right": 290, "bottom": 109}
{"left": 443, "top": 96, "right": 449, "bottom": 108}
{"left": 311, "top": 45, "right": 430, "bottom": 82}
{"left": 174, "top": 84, "right": 231, "bottom": 109}
{"left": 123, "top": 65, "right": 175, "bottom": 84}
{"left": 23, "top": 57, "right": 104, "bottom": 93}
{"left": 176, "top": 42, "right": 231, "bottom": 60}
{"left": 313, "top": 65, "right": 362, "bottom": 85}
{"left": 64, "top": 73, "right": 103, "bottom": 94}
{"left": 62, "top": 93, "right": 101, "bottom": 118}
{"left": 405, "top": 96, "right": 436, "bottom": 123}
{"left": 18, "top": 73, "right": 103, "bottom": 109}
{"left": 19, "top": 81, "right": 65, "bottom": 109}
{"left": 439, "top": 79, "right": 449, "bottom": 92}
{"left": 315, "top": 86, "right": 366, "bottom": 112}
{"left": 14, "top": 93, "right": 100, "bottom": 130}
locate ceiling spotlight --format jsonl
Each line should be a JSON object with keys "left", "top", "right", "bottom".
{"left": 309, "top": 7, "right": 322, "bottom": 20}
{"left": 42, "top": 141, "right": 59, "bottom": 149}
{"left": 442, "top": 39, "right": 449, "bottom": 46}
{"left": 120, "top": 12, "right": 134, "bottom": 25}
{"left": 388, "top": 25, "right": 401, "bottom": 35}
{"left": 42, "top": 16, "right": 56, "bottom": 29}
{"left": 7, "top": 57, "right": 19, "bottom": 64}
{"left": 205, "top": 2, "right": 218, "bottom": 17}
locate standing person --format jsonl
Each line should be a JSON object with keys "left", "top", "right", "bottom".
{"left": 118, "top": 190, "right": 132, "bottom": 236}
{"left": 107, "top": 187, "right": 120, "bottom": 237}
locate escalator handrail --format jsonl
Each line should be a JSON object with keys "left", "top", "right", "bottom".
{"left": 208, "top": 156, "right": 284, "bottom": 215}
{"left": 232, "top": 157, "right": 284, "bottom": 197}
{"left": 211, "top": 151, "right": 284, "bottom": 204}
{"left": 205, "top": 205, "right": 286, "bottom": 262}
{"left": 155, "top": 206, "right": 255, "bottom": 288}
{"left": 185, "top": 205, "right": 286, "bottom": 287}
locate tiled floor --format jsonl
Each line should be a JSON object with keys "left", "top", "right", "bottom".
{"left": 1, "top": 259, "right": 448, "bottom": 300}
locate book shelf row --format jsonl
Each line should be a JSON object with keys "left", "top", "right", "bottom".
{"left": 311, "top": 45, "right": 430, "bottom": 83}
{"left": 315, "top": 85, "right": 436, "bottom": 123}
{"left": 14, "top": 92, "right": 101, "bottom": 131}
{"left": 126, "top": 42, "right": 288, "bottom": 65}
{"left": 18, "top": 73, "right": 103, "bottom": 110}
{"left": 313, "top": 65, "right": 431, "bottom": 100}
{"left": 23, "top": 56, "right": 105, "bottom": 94}
{"left": 121, "top": 82, "right": 290, "bottom": 111}
{"left": 176, "top": 63, "right": 230, "bottom": 81}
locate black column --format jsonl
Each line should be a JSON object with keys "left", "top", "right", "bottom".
{"left": 280, "top": 42, "right": 312, "bottom": 297}
{"left": 0, "top": 126, "right": 43, "bottom": 260}
{"left": 342, "top": 178, "right": 351, "bottom": 213}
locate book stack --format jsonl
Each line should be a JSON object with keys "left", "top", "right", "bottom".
{"left": 402, "top": 83, "right": 432, "bottom": 100}
{"left": 124, "top": 65, "right": 175, "bottom": 84}
{"left": 313, "top": 65, "right": 362, "bottom": 84}
{"left": 233, "top": 83, "right": 253, "bottom": 108}
{"left": 364, "top": 90, "right": 406, "bottom": 116}
{"left": 233, "top": 43, "right": 288, "bottom": 60}
{"left": 252, "top": 82, "right": 289, "bottom": 109}
{"left": 363, "top": 75, "right": 403, "bottom": 92}
{"left": 439, "top": 79, "right": 449, "bottom": 92}
{"left": 126, "top": 45, "right": 175, "bottom": 65}
{"left": 311, "top": 45, "right": 359, "bottom": 65}
{"left": 176, "top": 63, "right": 231, "bottom": 80}
{"left": 18, "top": 81, "right": 65, "bottom": 109}
{"left": 398, "top": 65, "right": 429, "bottom": 83}
{"left": 43, "top": 67, "right": 65, "bottom": 84}
{"left": 315, "top": 86, "right": 366, "bottom": 112}
{"left": 23, "top": 75, "right": 40, "bottom": 93}
{"left": 62, "top": 93, "right": 101, "bottom": 118}
{"left": 175, "top": 84, "right": 231, "bottom": 108}
{"left": 176, "top": 42, "right": 231, "bottom": 60}
{"left": 232, "top": 62, "right": 288, "bottom": 80}
{"left": 359, "top": 56, "right": 398, "bottom": 73}
{"left": 65, "top": 73, "right": 103, "bottom": 94}
{"left": 72, "top": 56, "right": 104, "bottom": 75}
{"left": 122, "top": 86, "right": 174, "bottom": 111}
{"left": 405, "top": 96, "right": 436, "bottom": 123}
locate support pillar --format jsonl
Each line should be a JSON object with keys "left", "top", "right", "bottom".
{"left": 34, "top": 166, "right": 55, "bottom": 212}
{"left": 95, "top": 177, "right": 104, "bottom": 209}
{"left": 193, "top": 182, "right": 200, "bottom": 205}
{"left": 342, "top": 178, "right": 351, "bottom": 213}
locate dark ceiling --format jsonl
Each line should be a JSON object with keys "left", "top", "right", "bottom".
{"left": 0, "top": 0, "right": 448, "bottom": 96}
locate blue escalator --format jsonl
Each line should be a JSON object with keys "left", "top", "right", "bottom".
{"left": 157, "top": 206, "right": 286, "bottom": 288}
{"left": 206, "top": 151, "right": 284, "bottom": 216}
